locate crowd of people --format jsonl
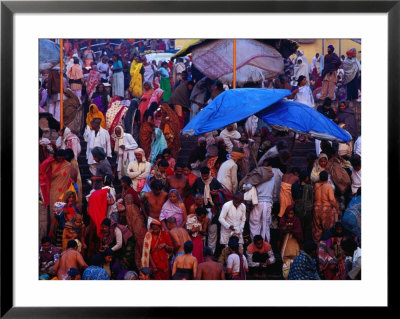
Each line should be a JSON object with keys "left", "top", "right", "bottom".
{"left": 39, "top": 39, "right": 361, "bottom": 281}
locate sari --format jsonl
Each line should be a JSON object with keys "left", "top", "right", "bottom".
{"left": 39, "top": 157, "right": 72, "bottom": 210}
{"left": 160, "top": 104, "right": 181, "bottom": 160}
{"left": 160, "top": 77, "right": 171, "bottom": 102}
{"left": 86, "top": 69, "right": 101, "bottom": 98}
{"left": 159, "top": 189, "right": 185, "bottom": 227}
{"left": 150, "top": 128, "right": 167, "bottom": 164}
{"left": 125, "top": 194, "right": 147, "bottom": 269}
{"left": 149, "top": 88, "right": 164, "bottom": 106}
{"left": 278, "top": 182, "right": 295, "bottom": 217}
{"left": 138, "top": 86, "right": 154, "bottom": 122}
{"left": 141, "top": 221, "right": 173, "bottom": 280}
{"left": 139, "top": 121, "right": 154, "bottom": 160}
{"left": 91, "top": 85, "right": 109, "bottom": 114}
{"left": 129, "top": 61, "right": 143, "bottom": 98}
{"left": 106, "top": 97, "right": 128, "bottom": 148}
{"left": 86, "top": 104, "right": 106, "bottom": 129}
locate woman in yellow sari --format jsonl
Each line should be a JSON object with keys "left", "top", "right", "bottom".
{"left": 129, "top": 56, "right": 143, "bottom": 99}
{"left": 86, "top": 104, "right": 106, "bottom": 129}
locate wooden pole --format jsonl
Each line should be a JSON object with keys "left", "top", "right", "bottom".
{"left": 233, "top": 39, "right": 237, "bottom": 89}
{"left": 60, "top": 39, "right": 64, "bottom": 130}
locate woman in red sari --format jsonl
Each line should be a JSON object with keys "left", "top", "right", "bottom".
{"left": 86, "top": 62, "right": 101, "bottom": 99}
{"left": 105, "top": 96, "right": 128, "bottom": 148}
{"left": 141, "top": 219, "right": 173, "bottom": 280}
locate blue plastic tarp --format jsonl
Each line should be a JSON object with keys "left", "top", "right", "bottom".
{"left": 182, "top": 88, "right": 291, "bottom": 135}
{"left": 259, "top": 100, "right": 352, "bottom": 142}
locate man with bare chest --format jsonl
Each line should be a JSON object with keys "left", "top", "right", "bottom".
{"left": 166, "top": 217, "right": 191, "bottom": 259}
{"left": 166, "top": 163, "right": 190, "bottom": 200}
{"left": 142, "top": 180, "right": 168, "bottom": 229}
{"left": 196, "top": 246, "right": 225, "bottom": 280}
{"left": 54, "top": 240, "right": 88, "bottom": 280}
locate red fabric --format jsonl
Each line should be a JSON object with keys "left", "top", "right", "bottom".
{"left": 108, "top": 106, "right": 127, "bottom": 148}
{"left": 166, "top": 167, "right": 174, "bottom": 177}
{"left": 39, "top": 156, "right": 55, "bottom": 207}
{"left": 191, "top": 235, "right": 204, "bottom": 264}
{"left": 151, "top": 230, "right": 173, "bottom": 280}
{"left": 88, "top": 189, "right": 108, "bottom": 238}
{"left": 124, "top": 187, "right": 141, "bottom": 207}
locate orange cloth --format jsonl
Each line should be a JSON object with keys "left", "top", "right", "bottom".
{"left": 278, "top": 182, "right": 294, "bottom": 217}
{"left": 86, "top": 104, "right": 106, "bottom": 129}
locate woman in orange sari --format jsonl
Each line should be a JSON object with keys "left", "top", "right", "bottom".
{"left": 160, "top": 103, "right": 181, "bottom": 160}
{"left": 138, "top": 81, "right": 154, "bottom": 123}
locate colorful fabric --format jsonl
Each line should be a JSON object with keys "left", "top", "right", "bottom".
{"left": 149, "top": 88, "right": 164, "bottom": 106}
{"left": 160, "top": 189, "right": 184, "bottom": 227}
{"left": 82, "top": 266, "right": 110, "bottom": 280}
{"left": 160, "top": 77, "right": 171, "bottom": 102}
{"left": 160, "top": 104, "right": 180, "bottom": 159}
{"left": 106, "top": 98, "right": 128, "bottom": 147}
{"left": 288, "top": 251, "right": 320, "bottom": 280}
{"left": 138, "top": 90, "right": 153, "bottom": 122}
{"left": 88, "top": 188, "right": 108, "bottom": 238}
{"left": 39, "top": 157, "right": 72, "bottom": 210}
{"left": 139, "top": 121, "right": 154, "bottom": 160}
{"left": 86, "top": 70, "right": 101, "bottom": 98}
{"left": 150, "top": 128, "right": 168, "bottom": 164}
{"left": 129, "top": 61, "right": 143, "bottom": 98}
{"left": 278, "top": 182, "right": 294, "bottom": 217}
{"left": 141, "top": 229, "right": 173, "bottom": 280}
{"left": 86, "top": 104, "right": 106, "bottom": 129}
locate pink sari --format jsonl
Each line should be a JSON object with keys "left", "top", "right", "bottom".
{"left": 86, "top": 70, "right": 101, "bottom": 98}
{"left": 138, "top": 90, "right": 153, "bottom": 122}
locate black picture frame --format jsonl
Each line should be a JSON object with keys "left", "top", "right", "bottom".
{"left": 1, "top": 0, "right": 395, "bottom": 317}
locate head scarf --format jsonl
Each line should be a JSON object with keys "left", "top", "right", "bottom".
{"left": 92, "top": 84, "right": 109, "bottom": 113}
{"left": 160, "top": 189, "right": 184, "bottom": 224}
{"left": 313, "top": 153, "right": 328, "bottom": 172}
{"left": 113, "top": 125, "right": 125, "bottom": 154}
{"left": 86, "top": 104, "right": 106, "bottom": 129}
{"left": 150, "top": 218, "right": 162, "bottom": 227}
{"left": 134, "top": 148, "right": 146, "bottom": 162}
{"left": 230, "top": 150, "right": 245, "bottom": 162}
{"left": 141, "top": 174, "right": 154, "bottom": 194}
{"left": 124, "top": 271, "right": 138, "bottom": 280}
{"left": 150, "top": 128, "right": 167, "bottom": 164}
{"left": 149, "top": 88, "right": 164, "bottom": 105}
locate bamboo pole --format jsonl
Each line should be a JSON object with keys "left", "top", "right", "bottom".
{"left": 60, "top": 39, "right": 64, "bottom": 130}
{"left": 233, "top": 39, "right": 237, "bottom": 89}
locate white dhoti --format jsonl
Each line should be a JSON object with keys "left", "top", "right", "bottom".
{"left": 249, "top": 201, "right": 272, "bottom": 243}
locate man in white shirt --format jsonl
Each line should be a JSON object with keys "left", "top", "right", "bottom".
{"left": 217, "top": 149, "right": 245, "bottom": 194}
{"left": 86, "top": 118, "right": 112, "bottom": 175}
{"left": 218, "top": 192, "right": 246, "bottom": 249}
{"left": 97, "top": 56, "right": 110, "bottom": 83}
{"left": 249, "top": 161, "right": 276, "bottom": 243}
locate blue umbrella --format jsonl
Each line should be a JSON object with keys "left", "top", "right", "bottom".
{"left": 258, "top": 100, "right": 352, "bottom": 142}
{"left": 182, "top": 88, "right": 291, "bottom": 135}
